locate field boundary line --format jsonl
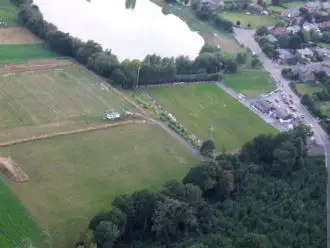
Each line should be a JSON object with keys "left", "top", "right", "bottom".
{"left": 0, "top": 58, "right": 72, "bottom": 74}
{"left": 0, "top": 119, "right": 150, "bottom": 147}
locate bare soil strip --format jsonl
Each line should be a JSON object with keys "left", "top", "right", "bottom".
{"left": 0, "top": 119, "right": 150, "bottom": 147}
{"left": 0, "top": 156, "right": 28, "bottom": 183}
{"left": 0, "top": 27, "right": 42, "bottom": 45}
{"left": 0, "top": 58, "right": 73, "bottom": 73}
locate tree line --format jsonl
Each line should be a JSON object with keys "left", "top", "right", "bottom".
{"left": 11, "top": 0, "right": 243, "bottom": 89}
{"left": 82, "top": 125, "right": 326, "bottom": 248}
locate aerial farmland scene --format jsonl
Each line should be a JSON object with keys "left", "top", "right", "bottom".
{"left": 0, "top": 0, "right": 329, "bottom": 247}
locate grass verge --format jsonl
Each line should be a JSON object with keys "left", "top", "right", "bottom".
{"left": 224, "top": 70, "right": 275, "bottom": 98}
{"left": 219, "top": 12, "right": 277, "bottom": 28}
{"left": 295, "top": 83, "right": 324, "bottom": 96}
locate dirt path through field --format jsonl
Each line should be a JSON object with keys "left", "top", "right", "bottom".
{"left": 0, "top": 119, "right": 150, "bottom": 147}
{"left": 0, "top": 27, "right": 42, "bottom": 45}
{"left": 0, "top": 156, "right": 28, "bottom": 182}
{"left": 0, "top": 58, "right": 73, "bottom": 73}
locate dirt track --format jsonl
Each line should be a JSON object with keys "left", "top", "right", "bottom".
{"left": 0, "top": 58, "right": 73, "bottom": 74}
{"left": 0, "top": 156, "right": 28, "bottom": 183}
{"left": 0, "top": 27, "right": 42, "bottom": 45}
{"left": 0, "top": 119, "right": 149, "bottom": 147}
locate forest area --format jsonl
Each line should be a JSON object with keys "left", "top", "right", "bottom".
{"left": 83, "top": 125, "right": 326, "bottom": 248}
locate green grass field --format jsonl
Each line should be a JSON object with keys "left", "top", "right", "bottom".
{"left": 0, "top": 123, "right": 198, "bottom": 247}
{"left": 147, "top": 84, "right": 276, "bottom": 150}
{"left": 0, "top": 44, "right": 57, "bottom": 64}
{"left": 0, "top": 178, "right": 41, "bottom": 248}
{"left": 219, "top": 12, "right": 276, "bottom": 28}
{"left": 283, "top": 1, "right": 307, "bottom": 8}
{"left": 0, "top": 65, "right": 134, "bottom": 139}
{"left": 0, "top": 0, "right": 18, "bottom": 26}
{"left": 295, "top": 83, "right": 324, "bottom": 96}
{"left": 224, "top": 70, "right": 275, "bottom": 98}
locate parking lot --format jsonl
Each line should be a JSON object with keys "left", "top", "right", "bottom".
{"left": 250, "top": 89, "right": 305, "bottom": 130}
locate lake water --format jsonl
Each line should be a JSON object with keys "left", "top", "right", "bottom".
{"left": 33, "top": 0, "right": 204, "bottom": 61}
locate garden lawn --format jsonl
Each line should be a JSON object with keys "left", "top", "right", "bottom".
{"left": 268, "top": 5, "right": 286, "bottom": 13}
{"left": 147, "top": 84, "right": 277, "bottom": 151}
{"left": 0, "top": 178, "right": 41, "bottom": 248}
{"left": 0, "top": 124, "right": 198, "bottom": 248}
{"left": 224, "top": 70, "right": 275, "bottom": 98}
{"left": 0, "top": 0, "right": 18, "bottom": 26}
{"left": 317, "top": 102, "right": 330, "bottom": 118}
{"left": 0, "top": 44, "right": 57, "bottom": 64}
{"left": 283, "top": 1, "right": 307, "bottom": 8}
{"left": 295, "top": 83, "right": 324, "bottom": 96}
{"left": 219, "top": 12, "right": 276, "bottom": 28}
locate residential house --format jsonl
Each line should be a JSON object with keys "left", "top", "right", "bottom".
{"left": 276, "top": 49, "right": 296, "bottom": 64}
{"left": 323, "top": 66, "right": 330, "bottom": 77}
{"left": 319, "top": 21, "right": 330, "bottom": 30}
{"left": 201, "top": 0, "right": 222, "bottom": 9}
{"left": 287, "top": 25, "right": 301, "bottom": 33}
{"left": 293, "top": 63, "right": 330, "bottom": 82}
{"left": 297, "top": 48, "right": 314, "bottom": 62}
{"left": 303, "top": 22, "right": 320, "bottom": 32}
{"left": 271, "top": 27, "right": 290, "bottom": 37}
{"left": 247, "top": 3, "right": 265, "bottom": 14}
{"left": 315, "top": 48, "right": 330, "bottom": 58}
{"left": 265, "top": 34, "right": 278, "bottom": 43}
{"left": 293, "top": 66, "right": 316, "bottom": 82}
{"left": 282, "top": 8, "right": 300, "bottom": 19}
{"left": 306, "top": 1, "right": 330, "bottom": 11}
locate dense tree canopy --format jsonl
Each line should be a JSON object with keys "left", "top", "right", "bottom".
{"left": 85, "top": 126, "right": 326, "bottom": 248}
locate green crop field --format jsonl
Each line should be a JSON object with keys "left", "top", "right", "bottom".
{"left": 295, "top": 83, "right": 324, "bottom": 96}
{"left": 0, "top": 44, "right": 57, "bottom": 64}
{"left": 0, "top": 0, "right": 18, "bottom": 26}
{"left": 0, "top": 65, "right": 135, "bottom": 141}
{"left": 0, "top": 178, "right": 41, "bottom": 247}
{"left": 0, "top": 123, "right": 198, "bottom": 247}
{"left": 224, "top": 70, "right": 275, "bottom": 98}
{"left": 147, "top": 84, "right": 276, "bottom": 151}
{"left": 219, "top": 12, "right": 276, "bottom": 28}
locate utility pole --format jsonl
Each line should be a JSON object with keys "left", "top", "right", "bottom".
{"left": 208, "top": 125, "right": 214, "bottom": 139}
{"left": 133, "top": 66, "right": 141, "bottom": 97}
{"left": 136, "top": 66, "right": 141, "bottom": 90}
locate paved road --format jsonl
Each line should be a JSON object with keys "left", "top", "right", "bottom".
{"left": 234, "top": 27, "right": 330, "bottom": 248}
